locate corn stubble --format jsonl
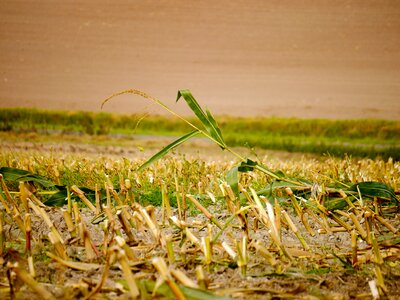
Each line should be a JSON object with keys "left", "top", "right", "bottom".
{"left": 1, "top": 173, "right": 399, "bottom": 299}
{"left": 0, "top": 89, "right": 399, "bottom": 299}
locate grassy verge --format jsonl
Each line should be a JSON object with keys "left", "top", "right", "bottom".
{"left": 1, "top": 107, "right": 399, "bottom": 160}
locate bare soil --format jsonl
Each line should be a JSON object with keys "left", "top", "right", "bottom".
{"left": 1, "top": 1, "right": 400, "bottom": 119}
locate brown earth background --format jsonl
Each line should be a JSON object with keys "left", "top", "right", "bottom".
{"left": 0, "top": 0, "right": 399, "bottom": 119}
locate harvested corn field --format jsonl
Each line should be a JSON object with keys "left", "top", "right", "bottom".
{"left": 0, "top": 141, "right": 399, "bottom": 299}
{"left": 0, "top": 90, "right": 399, "bottom": 299}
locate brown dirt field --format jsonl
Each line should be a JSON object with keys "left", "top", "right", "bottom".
{"left": 1, "top": 1, "right": 400, "bottom": 119}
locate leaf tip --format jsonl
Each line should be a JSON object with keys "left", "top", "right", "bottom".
{"left": 176, "top": 90, "right": 183, "bottom": 102}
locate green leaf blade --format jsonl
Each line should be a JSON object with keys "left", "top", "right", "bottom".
{"left": 138, "top": 130, "right": 200, "bottom": 171}
{"left": 0, "top": 167, "right": 56, "bottom": 188}
{"left": 205, "top": 108, "right": 225, "bottom": 149}
{"left": 43, "top": 189, "right": 68, "bottom": 207}
{"left": 177, "top": 89, "right": 226, "bottom": 149}
{"left": 237, "top": 159, "right": 258, "bottom": 172}
{"left": 226, "top": 165, "right": 239, "bottom": 196}
{"left": 348, "top": 181, "right": 398, "bottom": 201}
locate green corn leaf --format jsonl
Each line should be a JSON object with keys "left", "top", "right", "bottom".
{"left": 238, "top": 159, "right": 258, "bottom": 172}
{"left": 348, "top": 181, "right": 398, "bottom": 201}
{"left": 0, "top": 167, "right": 31, "bottom": 181}
{"left": 43, "top": 189, "right": 68, "bottom": 207}
{"left": 226, "top": 165, "right": 239, "bottom": 196}
{"left": 325, "top": 197, "right": 352, "bottom": 211}
{"left": 227, "top": 159, "right": 260, "bottom": 197}
{"left": 177, "top": 89, "right": 226, "bottom": 149}
{"left": 229, "top": 159, "right": 262, "bottom": 199}
{"left": 44, "top": 186, "right": 106, "bottom": 207}
{"left": 238, "top": 158, "right": 285, "bottom": 180}
{"left": 205, "top": 108, "right": 224, "bottom": 145}
{"left": 138, "top": 130, "right": 200, "bottom": 171}
{"left": 0, "top": 167, "right": 56, "bottom": 188}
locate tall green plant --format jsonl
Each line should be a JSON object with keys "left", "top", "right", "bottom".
{"left": 101, "top": 89, "right": 287, "bottom": 183}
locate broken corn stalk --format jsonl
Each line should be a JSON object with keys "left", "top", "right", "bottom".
{"left": 161, "top": 183, "right": 172, "bottom": 224}
{"left": 166, "top": 235, "right": 175, "bottom": 264}
{"left": 115, "top": 236, "right": 136, "bottom": 261}
{"left": 370, "top": 231, "right": 388, "bottom": 296}
{"left": 185, "top": 227, "right": 200, "bottom": 246}
{"left": 140, "top": 207, "right": 160, "bottom": 243}
{"left": 201, "top": 236, "right": 212, "bottom": 266}
{"left": 47, "top": 251, "right": 100, "bottom": 271}
{"left": 7, "top": 262, "right": 55, "bottom": 300}
{"left": 117, "top": 249, "right": 140, "bottom": 298}
{"left": 117, "top": 210, "right": 135, "bottom": 243}
{"left": 187, "top": 194, "right": 223, "bottom": 229}
{"left": 19, "top": 182, "right": 29, "bottom": 213}
{"left": 152, "top": 257, "right": 185, "bottom": 300}
{"left": 351, "top": 229, "right": 358, "bottom": 267}
{"left": 24, "top": 213, "right": 35, "bottom": 277}
{"left": 81, "top": 222, "right": 98, "bottom": 261}
{"left": 251, "top": 189, "right": 293, "bottom": 259}
{"left": 222, "top": 241, "right": 237, "bottom": 260}
{"left": 48, "top": 231, "right": 67, "bottom": 260}
{"left": 70, "top": 185, "right": 96, "bottom": 212}
{"left": 281, "top": 210, "right": 310, "bottom": 251}
{"left": 252, "top": 240, "right": 277, "bottom": 267}
{"left": 171, "top": 269, "right": 199, "bottom": 289}
{"left": 196, "top": 265, "right": 207, "bottom": 289}
{"left": 63, "top": 209, "right": 77, "bottom": 238}
{"left": 29, "top": 200, "right": 64, "bottom": 244}
{"left": 237, "top": 236, "right": 248, "bottom": 277}
{"left": 349, "top": 212, "right": 367, "bottom": 240}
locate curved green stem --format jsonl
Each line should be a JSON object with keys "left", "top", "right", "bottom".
{"left": 102, "top": 89, "right": 246, "bottom": 161}
{"left": 102, "top": 89, "right": 305, "bottom": 187}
